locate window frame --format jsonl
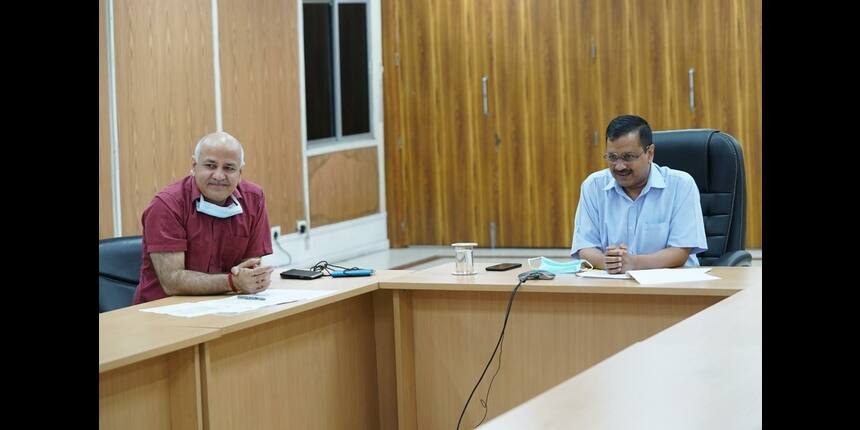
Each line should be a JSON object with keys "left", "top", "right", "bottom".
{"left": 301, "top": 0, "right": 375, "bottom": 154}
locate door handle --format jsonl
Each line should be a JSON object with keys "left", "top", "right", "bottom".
{"left": 482, "top": 75, "right": 489, "bottom": 116}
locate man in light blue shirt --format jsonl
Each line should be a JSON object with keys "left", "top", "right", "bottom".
{"left": 571, "top": 115, "right": 707, "bottom": 273}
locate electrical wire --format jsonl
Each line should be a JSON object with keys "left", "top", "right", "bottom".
{"left": 456, "top": 278, "right": 525, "bottom": 430}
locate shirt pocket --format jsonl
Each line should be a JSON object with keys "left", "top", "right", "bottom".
{"left": 638, "top": 222, "right": 670, "bottom": 254}
{"left": 219, "top": 218, "right": 253, "bottom": 270}
{"left": 220, "top": 234, "right": 251, "bottom": 271}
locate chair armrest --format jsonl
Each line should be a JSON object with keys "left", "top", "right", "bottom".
{"left": 713, "top": 250, "right": 753, "bottom": 267}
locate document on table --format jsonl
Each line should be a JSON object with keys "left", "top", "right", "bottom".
{"left": 575, "top": 270, "right": 632, "bottom": 279}
{"left": 574, "top": 268, "right": 718, "bottom": 284}
{"left": 626, "top": 268, "right": 718, "bottom": 285}
{"left": 140, "top": 289, "right": 338, "bottom": 318}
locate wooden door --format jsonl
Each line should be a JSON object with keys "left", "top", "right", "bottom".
{"left": 488, "top": 0, "right": 599, "bottom": 248}
{"left": 384, "top": 0, "right": 495, "bottom": 246}
{"left": 683, "top": 0, "right": 762, "bottom": 248}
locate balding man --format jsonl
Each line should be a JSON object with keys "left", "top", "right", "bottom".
{"left": 133, "top": 132, "right": 274, "bottom": 304}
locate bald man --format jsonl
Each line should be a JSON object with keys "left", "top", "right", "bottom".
{"left": 133, "top": 132, "right": 274, "bottom": 304}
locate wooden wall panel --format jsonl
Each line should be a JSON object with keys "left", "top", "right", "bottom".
{"left": 384, "top": 0, "right": 762, "bottom": 249}
{"left": 386, "top": 0, "right": 494, "bottom": 246}
{"left": 490, "top": 0, "right": 598, "bottom": 247}
{"left": 114, "top": 0, "right": 216, "bottom": 236}
{"left": 687, "top": 0, "right": 762, "bottom": 248}
{"left": 218, "top": 0, "right": 304, "bottom": 233}
{"left": 309, "top": 147, "right": 379, "bottom": 227}
{"left": 382, "top": 0, "right": 406, "bottom": 246}
{"left": 99, "top": 0, "right": 114, "bottom": 239}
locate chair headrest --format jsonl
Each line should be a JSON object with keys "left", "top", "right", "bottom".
{"left": 652, "top": 129, "right": 717, "bottom": 192}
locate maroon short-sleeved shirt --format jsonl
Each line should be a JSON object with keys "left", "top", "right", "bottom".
{"left": 133, "top": 176, "right": 273, "bottom": 304}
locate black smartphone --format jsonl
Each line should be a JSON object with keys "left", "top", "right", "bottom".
{"left": 280, "top": 269, "right": 324, "bottom": 280}
{"left": 486, "top": 263, "right": 522, "bottom": 272}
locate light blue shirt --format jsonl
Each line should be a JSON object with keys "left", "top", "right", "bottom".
{"left": 571, "top": 162, "right": 708, "bottom": 267}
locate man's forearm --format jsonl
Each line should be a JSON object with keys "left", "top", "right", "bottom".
{"left": 161, "top": 270, "right": 230, "bottom": 296}
{"left": 632, "top": 247, "right": 690, "bottom": 270}
{"left": 577, "top": 248, "right": 606, "bottom": 269}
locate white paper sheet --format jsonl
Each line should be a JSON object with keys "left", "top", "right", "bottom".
{"left": 626, "top": 268, "right": 717, "bottom": 285}
{"left": 575, "top": 270, "right": 632, "bottom": 279}
{"left": 140, "top": 289, "right": 338, "bottom": 318}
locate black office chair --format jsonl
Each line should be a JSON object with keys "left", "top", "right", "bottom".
{"left": 651, "top": 129, "right": 752, "bottom": 267}
{"left": 99, "top": 236, "right": 143, "bottom": 312}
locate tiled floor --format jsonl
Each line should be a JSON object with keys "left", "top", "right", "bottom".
{"left": 334, "top": 246, "right": 762, "bottom": 270}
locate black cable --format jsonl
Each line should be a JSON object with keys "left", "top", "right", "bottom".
{"left": 476, "top": 329, "right": 506, "bottom": 427}
{"left": 307, "top": 260, "right": 361, "bottom": 277}
{"left": 456, "top": 279, "right": 525, "bottom": 430}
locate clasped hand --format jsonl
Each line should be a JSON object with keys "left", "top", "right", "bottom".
{"left": 604, "top": 245, "right": 635, "bottom": 274}
{"left": 231, "top": 258, "right": 274, "bottom": 293}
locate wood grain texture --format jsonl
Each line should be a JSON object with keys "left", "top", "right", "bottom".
{"left": 383, "top": 0, "right": 762, "bottom": 248}
{"left": 203, "top": 294, "right": 382, "bottom": 429}
{"left": 382, "top": 0, "right": 406, "bottom": 245}
{"left": 392, "top": 289, "right": 418, "bottom": 430}
{"left": 685, "top": 0, "right": 762, "bottom": 249}
{"left": 100, "top": 0, "right": 113, "bottom": 238}
{"left": 385, "top": 0, "right": 496, "bottom": 246}
{"left": 372, "top": 289, "right": 399, "bottom": 430}
{"left": 167, "top": 347, "right": 203, "bottom": 429}
{"left": 408, "top": 290, "right": 720, "bottom": 429}
{"left": 100, "top": 348, "right": 201, "bottom": 430}
{"left": 480, "top": 284, "right": 762, "bottom": 429}
{"left": 218, "top": 0, "right": 305, "bottom": 232}
{"left": 309, "top": 147, "right": 380, "bottom": 227}
{"left": 489, "top": 0, "right": 600, "bottom": 247}
{"left": 114, "top": 0, "right": 216, "bottom": 235}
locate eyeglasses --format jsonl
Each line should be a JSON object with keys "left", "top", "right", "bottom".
{"left": 603, "top": 145, "right": 651, "bottom": 163}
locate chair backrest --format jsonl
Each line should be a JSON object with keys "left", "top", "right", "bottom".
{"left": 651, "top": 129, "right": 746, "bottom": 266}
{"left": 99, "top": 236, "right": 143, "bottom": 312}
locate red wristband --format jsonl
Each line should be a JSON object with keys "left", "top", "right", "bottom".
{"left": 227, "top": 272, "right": 238, "bottom": 293}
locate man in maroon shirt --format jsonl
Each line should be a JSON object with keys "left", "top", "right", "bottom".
{"left": 133, "top": 132, "right": 274, "bottom": 304}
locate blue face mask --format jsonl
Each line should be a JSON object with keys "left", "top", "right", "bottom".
{"left": 529, "top": 256, "right": 593, "bottom": 274}
{"left": 196, "top": 195, "right": 244, "bottom": 218}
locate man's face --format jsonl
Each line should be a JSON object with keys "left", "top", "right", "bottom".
{"left": 605, "top": 131, "right": 653, "bottom": 190}
{"left": 192, "top": 141, "right": 242, "bottom": 205}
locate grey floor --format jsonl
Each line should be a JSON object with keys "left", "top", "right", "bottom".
{"left": 333, "top": 246, "right": 762, "bottom": 271}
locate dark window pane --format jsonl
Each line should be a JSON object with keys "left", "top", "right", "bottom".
{"left": 303, "top": 4, "right": 335, "bottom": 140}
{"left": 338, "top": 3, "right": 369, "bottom": 136}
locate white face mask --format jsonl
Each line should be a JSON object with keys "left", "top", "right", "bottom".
{"left": 196, "top": 195, "right": 244, "bottom": 218}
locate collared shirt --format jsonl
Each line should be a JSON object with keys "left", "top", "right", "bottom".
{"left": 571, "top": 162, "right": 707, "bottom": 267}
{"left": 133, "top": 176, "right": 273, "bottom": 304}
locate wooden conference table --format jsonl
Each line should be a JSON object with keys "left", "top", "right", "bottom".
{"left": 377, "top": 263, "right": 761, "bottom": 429}
{"left": 478, "top": 277, "right": 762, "bottom": 429}
{"left": 99, "top": 269, "right": 410, "bottom": 430}
{"left": 99, "top": 263, "right": 761, "bottom": 430}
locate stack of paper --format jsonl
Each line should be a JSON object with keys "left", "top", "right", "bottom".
{"left": 575, "top": 270, "right": 632, "bottom": 279}
{"left": 627, "top": 268, "right": 717, "bottom": 285}
{"left": 140, "top": 289, "right": 337, "bottom": 318}
{"left": 574, "top": 268, "right": 718, "bottom": 285}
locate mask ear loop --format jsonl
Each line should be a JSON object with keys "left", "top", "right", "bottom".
{"left": 580, "top": 260, "right": 594, "bottom": 272}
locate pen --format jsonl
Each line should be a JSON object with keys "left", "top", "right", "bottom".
{"left": 237, "top": 295, "right": 266, "bottom": 301}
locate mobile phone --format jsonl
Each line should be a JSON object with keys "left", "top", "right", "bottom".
{"left": 486, "top": 263, "right": 522, "bottom": 272}
{"left": 280, "top": 269, "right": 324, "bottom": 280}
